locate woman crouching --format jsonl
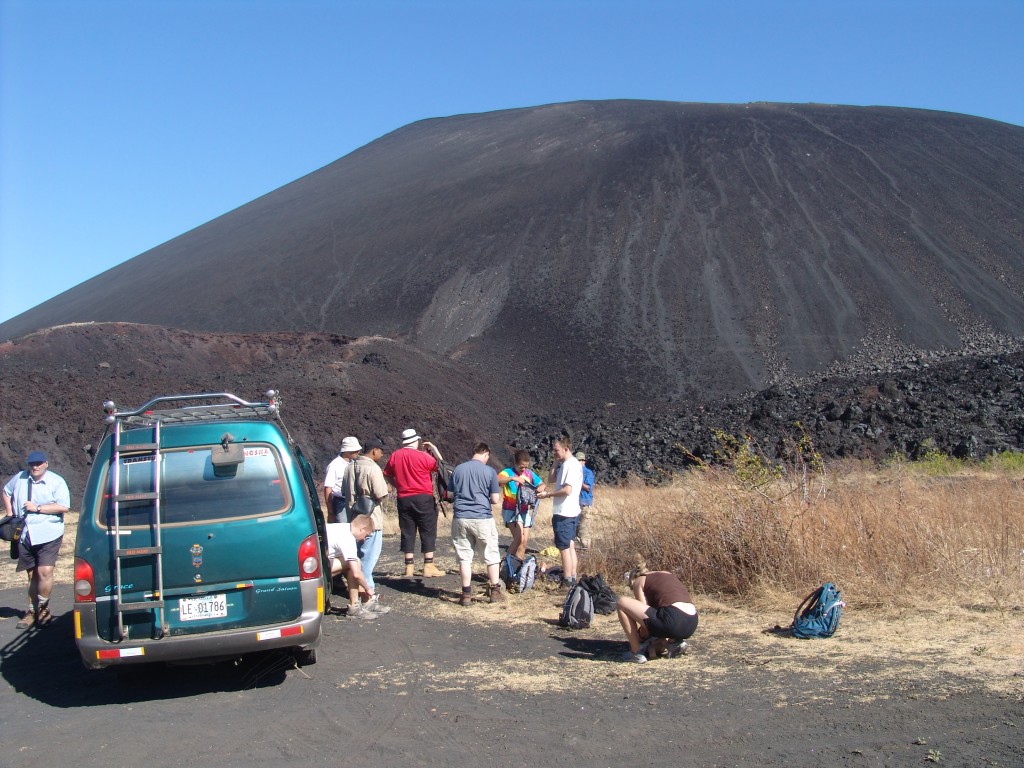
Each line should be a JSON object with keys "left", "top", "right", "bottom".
{"left": 616, "top": 563, "right": 698, "bottom": 663}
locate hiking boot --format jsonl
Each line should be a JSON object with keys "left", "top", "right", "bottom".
{"left": 365, "top": 596, "right": 391, "bottom": 615}
{"left": 16, "top": 611, "right": 35, "bottom": 630}
{"left": 667, "top": 641, "right": 688, "bottom": 658}
{"left": 346, "top": 604, "right": 378, "bottom": 620}
{"left": 621, "top": 651, "right": 647, "bottom": 664}
{"left": 35, "top": 604, "right": 53, "bottom": 627}
{"left": 422, "top": 562, "right": 446, "bottom": 578}
{"left": 459, "top": 593, "right": 474, "bottom": 607}
{"left": 488, "top": 583, "right": 506, "bottom": 604}
{"left": 403, "top": 562, "right": 415, "bottom": 577}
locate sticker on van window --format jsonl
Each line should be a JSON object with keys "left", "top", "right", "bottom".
{"left": 190, "top": 544, "right": 203, "bottom": 567}
{"left": 244, "top": 447, "right": 271, "bottom": 457}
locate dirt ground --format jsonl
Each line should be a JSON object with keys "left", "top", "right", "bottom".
{"left": 1, "top": 517, "right": 1021, "bottom": 768}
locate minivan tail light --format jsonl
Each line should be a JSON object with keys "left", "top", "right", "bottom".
{"left": 298, "top": 535, "right": 322, "bottom": 580}
{"left": 74, "top": 557, "right": 95, "bottom": 602}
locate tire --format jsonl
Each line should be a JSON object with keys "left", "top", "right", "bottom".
{"left": 294, "top": 647, "right": 317, "bottom": 667}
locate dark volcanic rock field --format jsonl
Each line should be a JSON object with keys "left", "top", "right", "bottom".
{"left": 1, "top": 323, "right": 1022, "bottom": 493}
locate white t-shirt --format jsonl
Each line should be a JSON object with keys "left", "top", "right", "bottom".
{"left": 552, "top": 455, "right": 583, "bottom": 518}
{"left": 324, "top": 455, "right": 351, "bottom": 495}
{"left": 325, "top": 522, "right": 358, "bottom": 561}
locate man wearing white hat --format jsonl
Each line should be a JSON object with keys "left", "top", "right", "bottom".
{"left": 324, "top": 437, "right": 362, "bottom": 522}
{"left": 383, "top": 428, "right": 446, "bottom": 577}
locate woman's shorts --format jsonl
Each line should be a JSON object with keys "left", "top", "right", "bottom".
{"left": 551, "top": 514, "right": 579, "bottom": 551}
{"left": 645, "top": 604, "right": 698, "bottom": 641}
{"left": 502, "top": 506, "right": 534, "bottom": 528}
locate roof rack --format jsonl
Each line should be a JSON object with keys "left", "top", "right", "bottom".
{"left": 102, "top": 390, "right": 282, "bottom": 427}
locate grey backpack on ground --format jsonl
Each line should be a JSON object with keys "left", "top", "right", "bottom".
{"left": 558, "top": 583, "right": 594, "bottom": 629}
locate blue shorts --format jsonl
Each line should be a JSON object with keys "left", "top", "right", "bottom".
{"left": 502, "top": 506, "right": 535, "bottom": 528}
{"left": 551, "top": 514, "right": 579, "bottom": 551}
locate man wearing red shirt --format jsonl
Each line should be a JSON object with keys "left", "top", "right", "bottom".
{"left": 384, "top": 428, "right": 446, "bottom": 577}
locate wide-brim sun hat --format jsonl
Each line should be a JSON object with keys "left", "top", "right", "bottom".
{"left": 339, "top": 436, "right": 362, "bottom": 453}
{"left": 401, "top": 428, "right": 421, "bottom": 447}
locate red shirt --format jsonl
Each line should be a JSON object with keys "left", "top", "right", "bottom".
{"left": 383, "top": 447, "right": 438, "bottom": 497}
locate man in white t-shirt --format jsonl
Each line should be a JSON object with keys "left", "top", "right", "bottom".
{"left": 538, "top": 436, "right": 583, "bottom": 588}
{"left": 323, "top": 436, "right": 361, "bottom": 522}
{"left": 325, "top": 514, "right": 388, "bottom": 620}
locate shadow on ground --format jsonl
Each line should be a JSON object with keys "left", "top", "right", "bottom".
{"left": 0, "top": 609, "right": 293, "bottom": 707}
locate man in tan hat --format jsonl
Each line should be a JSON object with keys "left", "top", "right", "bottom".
{"left": 383, "top": 428, "right": 446, "bottom": 577}
{"left": 324, "top": 436, "right": 361, "bottom": 522}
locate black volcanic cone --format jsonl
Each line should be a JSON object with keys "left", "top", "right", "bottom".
{"left": 3, "top": 101, "right": 1023, "bottom": 404}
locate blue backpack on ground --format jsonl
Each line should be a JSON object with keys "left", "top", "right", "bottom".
{"left": 500, "top": 553, "right": 538, "bottom": 593}
{"left": 558, "top": 583, "right": 594, "bottom": 629}
{"left": 789, "top": 582, "right": 844, "bottom": 639}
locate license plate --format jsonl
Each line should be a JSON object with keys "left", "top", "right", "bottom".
{"left": 178, "top": 594, "right": 228, "bottom": 621}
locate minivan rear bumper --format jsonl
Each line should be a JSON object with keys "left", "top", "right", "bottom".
{"left": 74, "top": 584, "right": 324, "bottom": 670}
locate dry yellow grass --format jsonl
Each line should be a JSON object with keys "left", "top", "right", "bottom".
{"left": 580, "top": 463, "right": 1024, "bottom": 609}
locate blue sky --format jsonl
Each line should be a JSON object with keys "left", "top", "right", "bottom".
{"left": 1, "top": 0, "right": 1021, "bottom": 325}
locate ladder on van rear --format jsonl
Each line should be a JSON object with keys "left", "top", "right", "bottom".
{"left": 109, "top": 418, "right": 167, "bottom": 640}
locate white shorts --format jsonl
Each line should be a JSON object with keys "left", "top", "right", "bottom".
{"left": 326, "top": 522, "right": 358, "bottom": 562}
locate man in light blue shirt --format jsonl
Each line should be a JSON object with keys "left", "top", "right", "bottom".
{"left": 575, "top": 451, "right": 596, "bottom": 550}
{"left": 2, "top": 450, "right": 71, "bottom": 629}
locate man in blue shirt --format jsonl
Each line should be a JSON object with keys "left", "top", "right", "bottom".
{"left": 575, "top": 451, "right": 596, "bottom": 551}
{"left": 2, "top": 450, "right": 71, "bottom": 629}
{"left": 450, "top": 443, "right": 503, "bottom": 606}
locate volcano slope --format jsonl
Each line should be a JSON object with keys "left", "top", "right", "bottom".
{"left": 1, "top": 101, "right": 1022, "bottom": 411}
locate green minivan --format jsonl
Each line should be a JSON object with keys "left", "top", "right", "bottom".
{"left": 73, "top": 390, "right": 330, "bottom": 669}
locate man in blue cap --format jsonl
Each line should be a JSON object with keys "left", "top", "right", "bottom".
{"left": 2, "top": 450, "right": 71, "bottom": 628}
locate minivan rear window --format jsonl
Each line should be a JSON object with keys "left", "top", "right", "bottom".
{"left": 100, "top": 444, "right": 291, "bottom": 527}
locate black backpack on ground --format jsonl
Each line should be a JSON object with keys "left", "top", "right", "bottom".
{"left": 578, "top": 574, "right": 617, "bottom": 615}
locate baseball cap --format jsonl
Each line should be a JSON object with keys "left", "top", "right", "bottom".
{"left": 363, "top": 438, "right": 386, "bottom": 451}
{"left": 575, "top": 451, "right": 586, "bottom": 461}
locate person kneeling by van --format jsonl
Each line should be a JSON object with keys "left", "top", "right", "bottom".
{"left": 326, "top": 514, "right": 390, "bottom": 619}
{"left": 616, "top": 564, "right": 697, "bottom": 663}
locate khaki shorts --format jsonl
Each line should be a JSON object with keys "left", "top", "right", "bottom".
{"left": 451, "top": 517, "right": 500, "bottom": 566}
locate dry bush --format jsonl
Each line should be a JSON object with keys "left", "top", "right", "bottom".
{"left": 584, "top": 460, "right": 1024, "bottom": 609}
